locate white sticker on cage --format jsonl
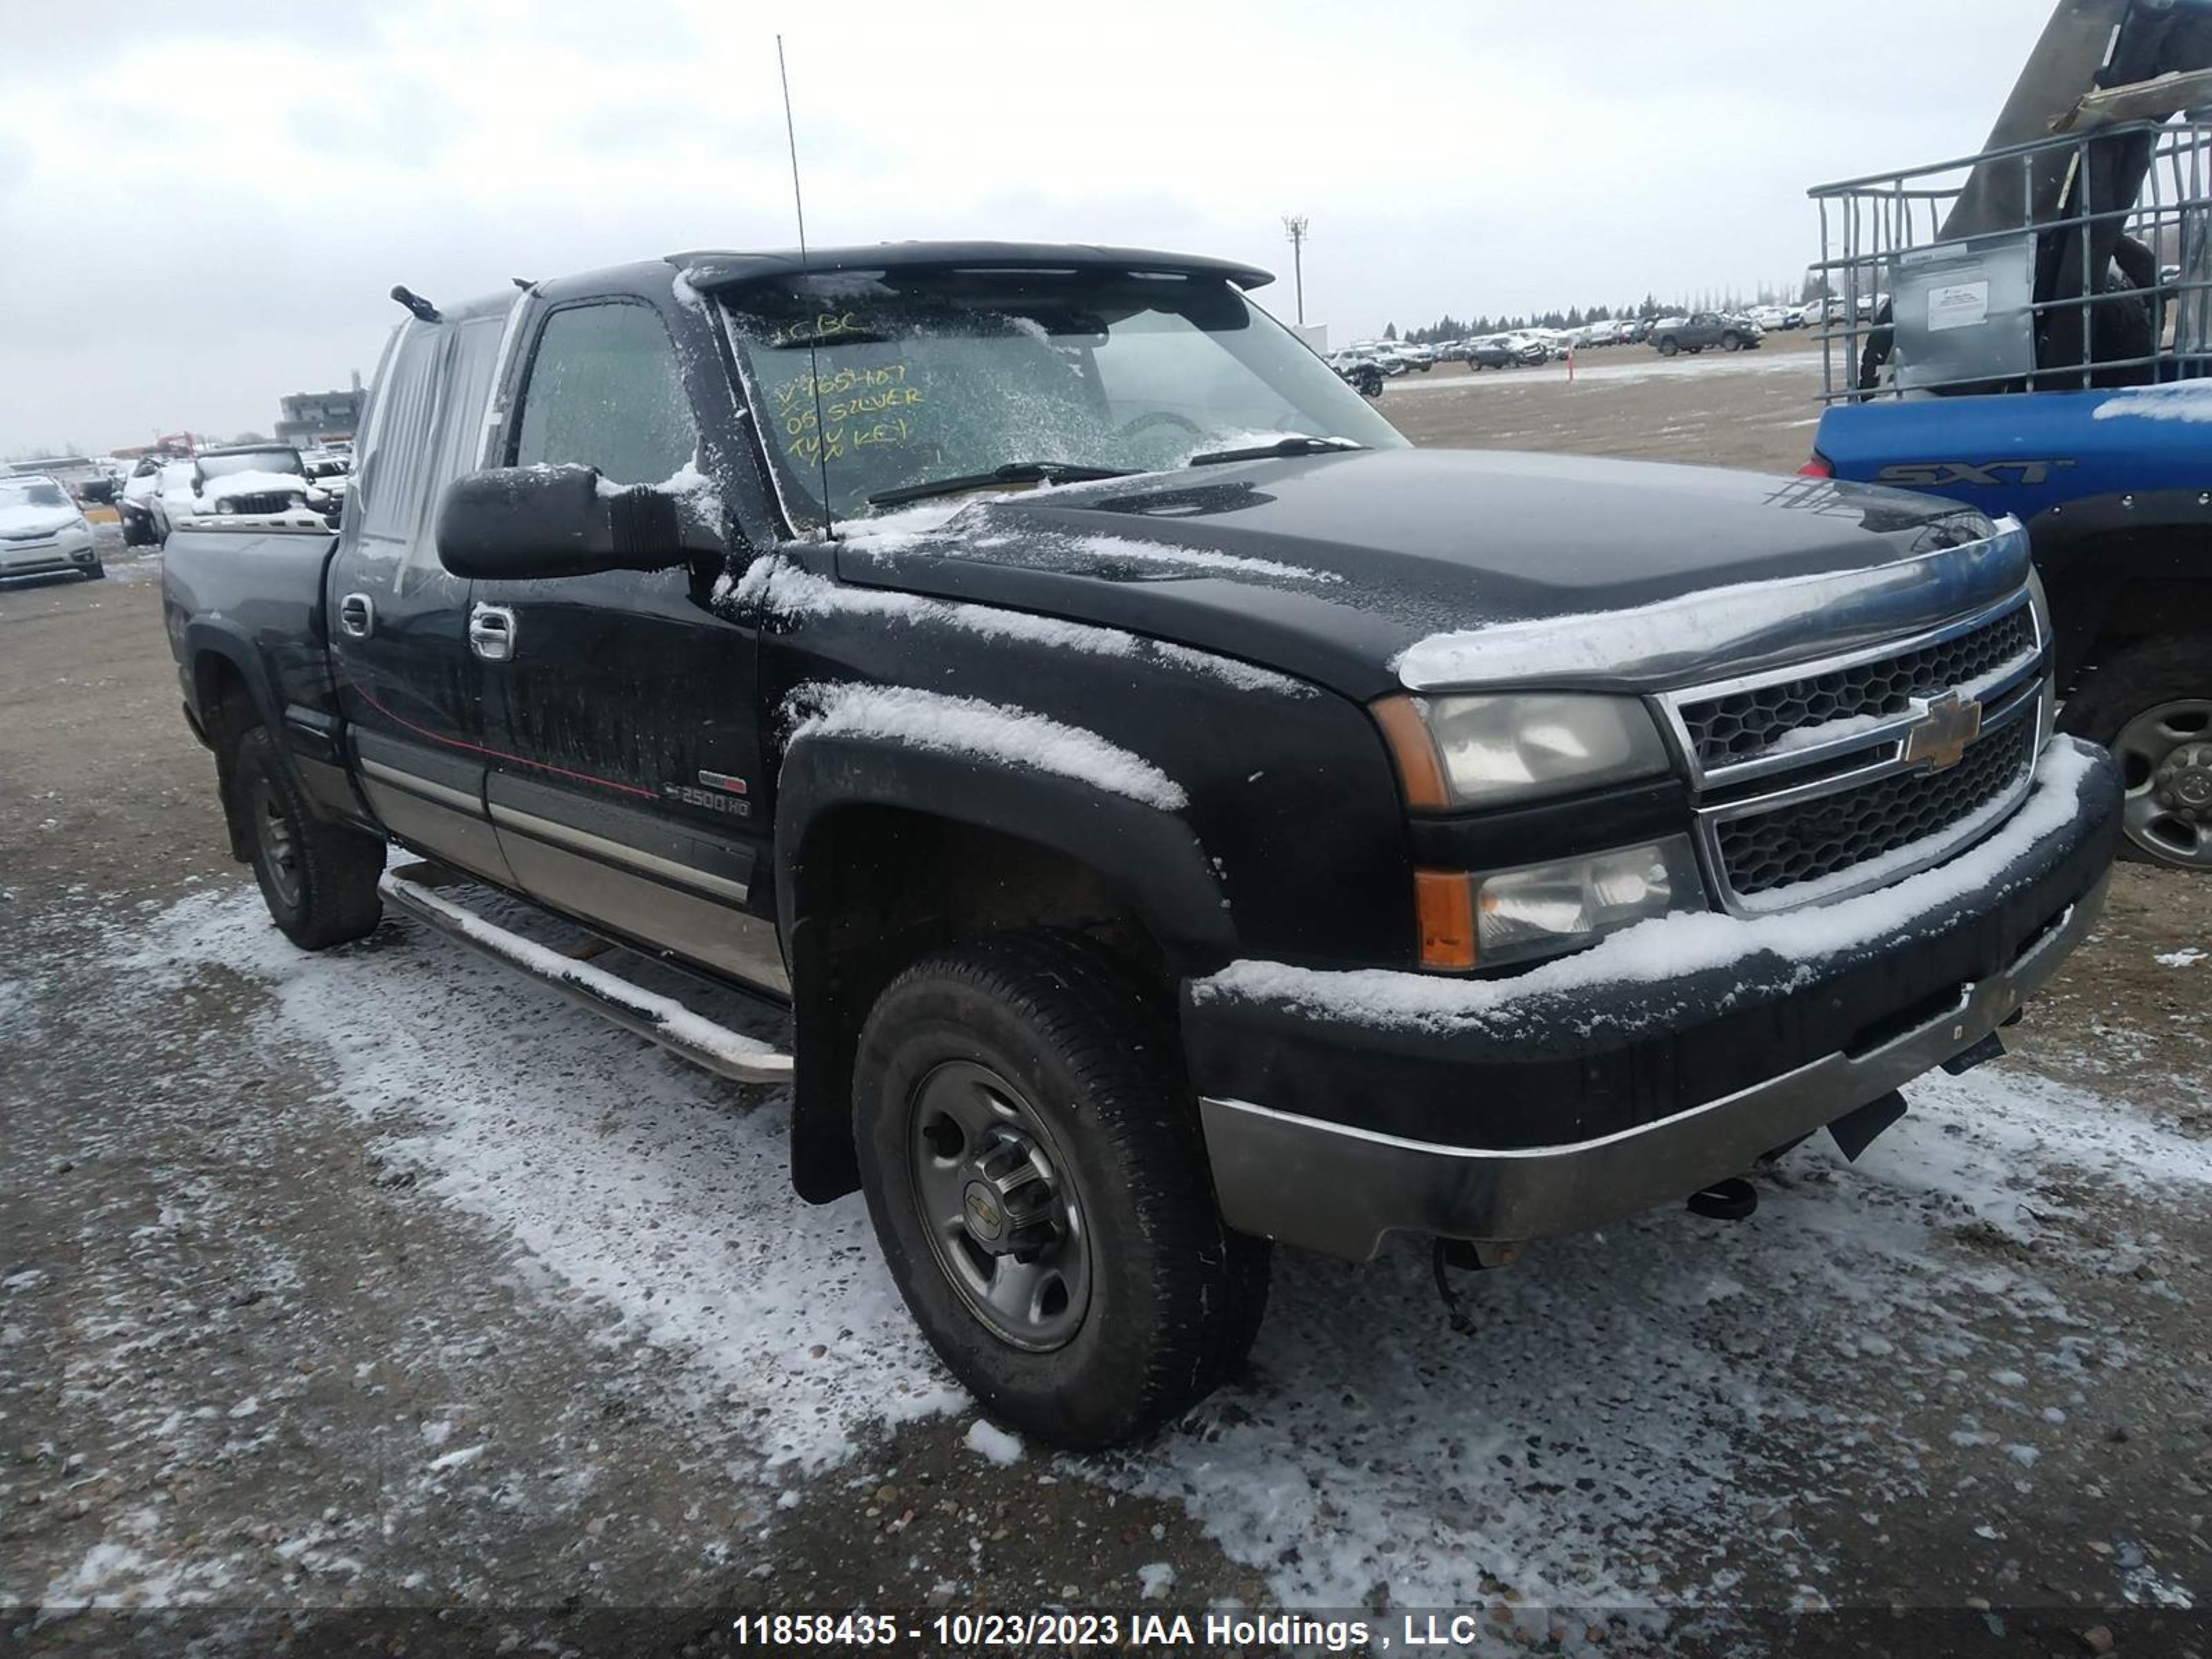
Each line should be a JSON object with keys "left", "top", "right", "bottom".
{"left": 1927, "top": 280, "right": 1991, "bottom": 332}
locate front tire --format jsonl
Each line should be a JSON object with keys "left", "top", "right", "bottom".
{"left": 853, "top": 932, "right": 1269, "bottom": 1448}
{"left": 1658, "top": 336, "right": 1679, "bottom": 357}
{"left": 2061, "top": 637, "right": 2212, "bottom": 869}
{"left": 226, "top": 725, "right": 386, "bottom": 947}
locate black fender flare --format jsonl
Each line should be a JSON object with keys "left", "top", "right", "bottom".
{"left": 182, "top": 619, "right": 301, "bottom": 861}
{"left": 2025, "top": 490, "right": 2212, "bottom": 682}
{"left": 772, "top": 731, "right": 1235, "bottom": 1201}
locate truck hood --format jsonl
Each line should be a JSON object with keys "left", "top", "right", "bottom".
{"left": 831, "top": 449, "right": 2026, "bottom": 702}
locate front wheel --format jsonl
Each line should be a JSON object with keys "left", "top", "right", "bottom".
{"left": 853, "top": 932, "right": 1270, "bottom": 1449}
{"left": 1722, "top": 332, "right": 1743, "bottom": 351}
{"left": 226, "top": 725, "right": 386, "bottom": 946}
{"left": 1658, "top": 337, "right": 1679, "bottom": 357}
{"left": 2061, "top": 637, "right": 2212, "bottom": 869}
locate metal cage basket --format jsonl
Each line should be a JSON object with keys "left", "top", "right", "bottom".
{"left": 1808, "top": 116, "right": 2212, "bottom": 402}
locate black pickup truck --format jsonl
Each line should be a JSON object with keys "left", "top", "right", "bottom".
{"left": 163, "top": 242, "right": 2121, "bottom": 1447}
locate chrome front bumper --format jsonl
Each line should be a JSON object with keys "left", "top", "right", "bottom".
{"left": 1199, "top": 870, "right": 2108, "bottom": 1262}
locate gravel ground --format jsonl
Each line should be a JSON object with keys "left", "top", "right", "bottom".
{"left": 5, "top": 359, "right": 2210, "bottom": 1658}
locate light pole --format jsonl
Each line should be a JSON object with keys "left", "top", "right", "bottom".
{"left": 1282, "top": 215, "right": 1309, "bottom": 326}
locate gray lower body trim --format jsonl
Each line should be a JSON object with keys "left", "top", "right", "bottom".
{"left": 488, "top": 800, "right": 750, "bottom": 905}
{"left": 1199, "top": 871, "right": 2109, "bottom": 1261}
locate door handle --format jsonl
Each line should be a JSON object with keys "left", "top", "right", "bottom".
{"left": 337, "top": 592, "right": 375, "bottom": 638}
{"left": 469, "top": 603, "right": 518, "bottom": 662}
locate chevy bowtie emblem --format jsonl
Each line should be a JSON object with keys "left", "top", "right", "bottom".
{"left": 1903, "top": 692, "right": 1983, "bottom": 772}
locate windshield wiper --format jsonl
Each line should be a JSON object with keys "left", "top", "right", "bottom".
{"left": 868, "top": 461, "right": 1134, "bottom": 507}
{"left": 1185, "top": 436, "right": 1367, "bottom": 468}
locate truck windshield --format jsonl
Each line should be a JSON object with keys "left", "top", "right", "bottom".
{"left": 197, "top": 449, "right": 303, "bottom": 480}
{"left": 720, "top": 270, "right": 1406, "bottom": 526}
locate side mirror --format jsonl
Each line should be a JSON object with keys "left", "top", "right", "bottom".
{"left": 435, "top": 465, "right": 694, "bottom": 581}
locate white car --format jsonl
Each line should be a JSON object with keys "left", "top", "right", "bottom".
{"left": 0, "top": 474, "right": 103, "bottom": 581}
{"left": 148, "top": 460, "right": 203, "bottom": 542}
{"left": 118, "top": 458, "right": 171, "bottom": 545}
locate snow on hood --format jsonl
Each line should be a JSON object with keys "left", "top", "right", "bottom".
{"left": 0, "top": 503, "right": 82, "bottom": 536}
{"left": 827, "top": 453, "right": 2025, "bottom": 704}
{"left": 201, "top": 471, "right": 308, "bottom": 506}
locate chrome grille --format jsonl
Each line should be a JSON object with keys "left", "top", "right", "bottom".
{"left": 212, "top": 491, "right": 299, "bottom": 516}
{"left": 1676, "top": 605, "right": 2036, "bottom": 770}
{"left": 1716, "top": 717, "right": 2037, "bottom": 899}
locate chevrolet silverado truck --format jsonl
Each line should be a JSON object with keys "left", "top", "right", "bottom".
{"left": 162, "top": 243, "right": 2121, "bottom": 1448}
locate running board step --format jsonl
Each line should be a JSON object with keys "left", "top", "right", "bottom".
{"left": 380, "top": 865, "right": 794, "bottom": 1087}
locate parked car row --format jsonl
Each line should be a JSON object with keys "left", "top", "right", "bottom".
{"left": 118, "top": 442, "right": 351, "bottom": 547}
{"left": 1331, "top": 300, "right": 1853, "bottom": 386}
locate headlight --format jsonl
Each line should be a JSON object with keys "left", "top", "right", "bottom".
{"left": 1376, "top": 692, "right": 1673, "bottom": 809}
{"left": 1473, "top": 836, "right": 1707, "bottom": 967}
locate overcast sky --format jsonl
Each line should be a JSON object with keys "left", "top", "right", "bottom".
{"left": 0, "top": 0, "right": 2049, "bottom": 456}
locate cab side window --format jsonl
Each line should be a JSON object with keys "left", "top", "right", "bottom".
{"left": 511, "top": 303, "right": 697, "bottom": 485}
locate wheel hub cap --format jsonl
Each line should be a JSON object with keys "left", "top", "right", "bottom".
{"left": 2115, "top": 700, "right": 2212, "bottom": 868}
{"left": 254, "top": 780, "right": 303, "bottom": 908}
{"left": 2155, "top": 742, "right": 2212, "bottom": 814}
{"left": 908, "top": 1060, "right": 1091, "bottom": 1351}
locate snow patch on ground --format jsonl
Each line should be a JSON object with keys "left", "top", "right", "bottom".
{"left": 962, "top": 1421, "right": 1024, "bottom": 1465}
{"left": 121, "top": 891, "right": 962, "bottom": 1475}
{"left": 2157, "top": 948, "right": 2205, "bottom": 968}
{"left": 786, "top": 682, "right": 1188, "bottom": 810}
{"left": 1125, "top": 1055, "right": 2210, "bottom": 1611}
{"left": 102, "top": 874, "right": 2206, "bottom": 1622}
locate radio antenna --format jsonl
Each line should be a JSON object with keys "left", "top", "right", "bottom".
{"left": 776, "top": 34, "right": 835, "bottom": 539}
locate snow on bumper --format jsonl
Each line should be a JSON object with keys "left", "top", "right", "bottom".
{"left": 1184, "top": 735, "right": 2121, "bottom": 1259}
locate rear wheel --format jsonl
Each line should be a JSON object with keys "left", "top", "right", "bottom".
{"left": 2061, "top": 637, "right": 2212, "bottom": 869}
{"left": 226, "top": 725, "right": 386, "bottom": 946}
{"left": 853, "top": 932, "right": 1270, "bottom": 1448}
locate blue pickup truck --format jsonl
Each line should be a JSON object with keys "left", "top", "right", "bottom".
{"left": 1808, "top": 384, "right": 2208, "bottom": 870}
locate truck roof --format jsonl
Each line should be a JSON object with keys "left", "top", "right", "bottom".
{"left": 668, "top": 241, "right": 1273, "bottom": 293}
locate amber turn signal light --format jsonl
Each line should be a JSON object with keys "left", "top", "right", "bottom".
{"left": 1372, "top": 695, "right": 1450, "bottom": 811}
{"left": 1414, "top": 869, "right": 1477, "bottom": 970}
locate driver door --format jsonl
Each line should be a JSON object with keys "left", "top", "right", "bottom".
{"left": 472, "top": 297, "right": 782, "bottom": 993}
